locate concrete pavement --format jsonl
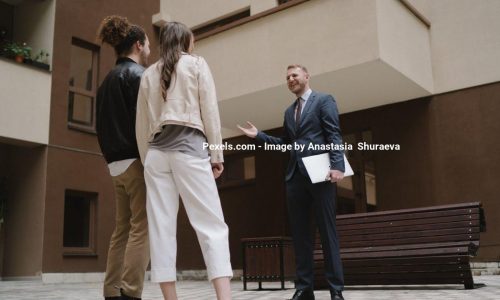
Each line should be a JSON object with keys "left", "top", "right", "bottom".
{"left": 0, "top": 275, "right": 499, "bottom": 299}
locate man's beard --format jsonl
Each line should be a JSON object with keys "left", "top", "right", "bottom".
{"left": 139, "top": 51, "right": 149, "bottom": 67}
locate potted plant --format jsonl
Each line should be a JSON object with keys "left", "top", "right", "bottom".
{"left": 3, "top": 41, "right": 31, "bottom": 63}
{"left": 32, "top": 49, "right": 50, "bottom": 70}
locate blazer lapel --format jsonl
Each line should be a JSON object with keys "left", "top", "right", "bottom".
{"left": 285, "top": 103, "right": 296, "bottom": 137}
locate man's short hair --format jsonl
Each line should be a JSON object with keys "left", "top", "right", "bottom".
{"left": 287, "top": 64, "right": 308, "bottom": 74}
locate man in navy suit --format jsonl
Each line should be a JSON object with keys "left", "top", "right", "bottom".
{"left": 238, "top": 65, "right": 345, "bottom": 300}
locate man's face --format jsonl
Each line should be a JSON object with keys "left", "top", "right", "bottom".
{"left": 286, "top": 67, "right": 309, "bottom": 95}
{"left": 139, "top": 36, "right": 151, "bottom": 66}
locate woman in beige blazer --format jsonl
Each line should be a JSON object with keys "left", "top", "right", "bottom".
{"left": 136, "top": 22, "right": 232, "bottom": 300}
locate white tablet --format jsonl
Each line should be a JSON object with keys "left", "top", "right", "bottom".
{"left": 302, "top": 153, "right": 354, "bottom": 183}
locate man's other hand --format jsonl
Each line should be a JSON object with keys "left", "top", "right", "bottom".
{"left": 327, "top": 170, "right": 344, "bottom": 183}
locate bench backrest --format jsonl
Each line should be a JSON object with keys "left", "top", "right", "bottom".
{"left": 331, "top": 202, "right": 485, "bottom": 251}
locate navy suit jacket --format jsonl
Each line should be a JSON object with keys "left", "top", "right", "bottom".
{"left": 256, "top": 91, "right": 345, "bottom": 181}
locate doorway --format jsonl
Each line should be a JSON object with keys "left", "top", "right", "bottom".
{"left": 337, "top": 130, "right": 377, "bottom": 215}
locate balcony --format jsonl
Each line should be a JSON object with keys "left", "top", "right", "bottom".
{"left": 0, "top": 0, "right": 55, "bottom": 145}
{"left": 156, "top": 0, "right": 434, "bottom": 137}
{"left": 0, "top": 58, "right": 51, "bottom": 145}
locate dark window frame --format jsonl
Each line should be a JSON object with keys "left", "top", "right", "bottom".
{"left": 216, "top": 152, "right": 256, "bottom": 190}
{"left": 62, "top": 189, "right": 98, "bottom": 257}
{"left": 67, "top": 37, "right": 99, "bottom": 134}
{"left": 193, "top": 0, "right": 310, "bottom": 41}
{"left": 338, "top": 130, "right": 377, "bottom": 214}
{"left": 192, "top": 8, "right": 251, "bottom": 38}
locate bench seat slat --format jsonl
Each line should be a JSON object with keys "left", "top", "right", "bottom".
{"left": 337, "top": 208, "right": 480, "bottom": 226}
{"left": 338, "top": 219, "right": 480, "bottom": 235}
{"left": 342, "top": 271, "right": 473, "bottom": 280}
{"left": 339, "top": 277, "right": 471, "bottom": 286}
{"left": 338, "top": 227, "right": 479, "bottom": 243}
{"left": 339, "top": 255, "right": 471, "bottom": 267}
{"left": 330, "top": 246, "right": 471, "bottom": 259}
{"left": 336, "top": 241, "right": 477, "bottom": 253}
{"left": 339, "top": 263, "right": 471, "bottom": 274}
{"left": 337, "top": 202, "right": 481, "bottom": 220}
{"left": 339, "top": 233, "right": 480, "bottom": 249}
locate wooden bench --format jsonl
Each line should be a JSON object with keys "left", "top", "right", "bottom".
{"left": 314, "top": 202, "right": 486, "bottom": 289}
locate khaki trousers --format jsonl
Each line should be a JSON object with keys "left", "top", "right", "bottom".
{"left": 103, "top": 159, "right": 150, "bottom": 298}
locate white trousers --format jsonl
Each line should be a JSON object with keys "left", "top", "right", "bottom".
{"left": 144, "top": 148, "right": 233, "bottom": 282}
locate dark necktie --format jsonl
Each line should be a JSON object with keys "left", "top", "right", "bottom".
{"left": 295, "top": 97, "right": 303, "bottom": 127}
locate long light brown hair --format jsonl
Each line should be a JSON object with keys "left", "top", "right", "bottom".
{"left": 159, "top": 22, "right": 193, "bottom": 100}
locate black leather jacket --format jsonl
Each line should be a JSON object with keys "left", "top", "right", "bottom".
{"left": 96, "top": 57, "right": 145, "bottom": 163}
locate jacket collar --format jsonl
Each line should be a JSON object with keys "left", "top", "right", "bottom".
{"left": 115, "top": 57, "right": 137, "bottom": 65}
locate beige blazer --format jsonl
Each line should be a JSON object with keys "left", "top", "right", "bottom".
{"left": 136, "top": 53, "right": 223, "bottom": 163}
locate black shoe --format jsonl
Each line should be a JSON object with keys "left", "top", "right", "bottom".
{"left": 330, "top": 290, "right": 344, "bottom": 300}
{"left": 288, "top": 288, "right": 315, "bottom": 300}
{"left": 104, "top": 297, "right": 121, "bottom": 300}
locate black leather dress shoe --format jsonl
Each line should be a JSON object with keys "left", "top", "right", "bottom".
{"left": 330, "top": 290, "right": 344, "bottom": 300}
{"left": 288, "top": 288, "right": 315, "bottom": 300}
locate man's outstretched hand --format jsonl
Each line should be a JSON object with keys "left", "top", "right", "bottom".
{"left": 237, "top": 121, "right": 258, "bottom": 138}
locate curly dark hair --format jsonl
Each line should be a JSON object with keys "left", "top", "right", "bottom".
{"left": 97, "top": 15, "right": 146, "bottom": 56}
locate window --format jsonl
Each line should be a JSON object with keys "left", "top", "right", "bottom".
{"left": 63, "top": 190, "right": 97, "bottom": 256}
{"left": 192, "top": 8, "right": 251, "bottom": 38}
{"left": 0, "top": 3, "right": 14, "bottom": 42}
{"left": 337, "top": 130, "right": 377, "bottom": 214}
{"left": 216, "top": 154, "right": 256, "bottom": 188}
{"left": 362, "top": 131, "right": 377, "bottom": 211}
{"left": 68, "top": 38, "right": 99, "bottom": 133}
{"left": 192, "top": 1, "right": 309, "bottom": 41}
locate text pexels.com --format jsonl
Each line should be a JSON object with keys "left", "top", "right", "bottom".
{"left": 202, "top": 142, "right": 401, "bottom": 152}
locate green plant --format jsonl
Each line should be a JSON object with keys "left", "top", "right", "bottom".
{"left": 34, "top": 49, "right": 50, "bottom": 63}
{"left": 3, "top": 41, "right": 31, "bottom": 58}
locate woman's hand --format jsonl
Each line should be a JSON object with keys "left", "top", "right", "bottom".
{"left": 211, "top": 162, "right": 224, "bottom": 179}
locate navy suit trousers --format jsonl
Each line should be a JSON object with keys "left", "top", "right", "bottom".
{"left": 286, "top": 170, "right": 344, "bottom": 291}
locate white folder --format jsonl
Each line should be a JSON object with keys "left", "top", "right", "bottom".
{"left": 302, "top": 153, "right": 354, "bottom": 184}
